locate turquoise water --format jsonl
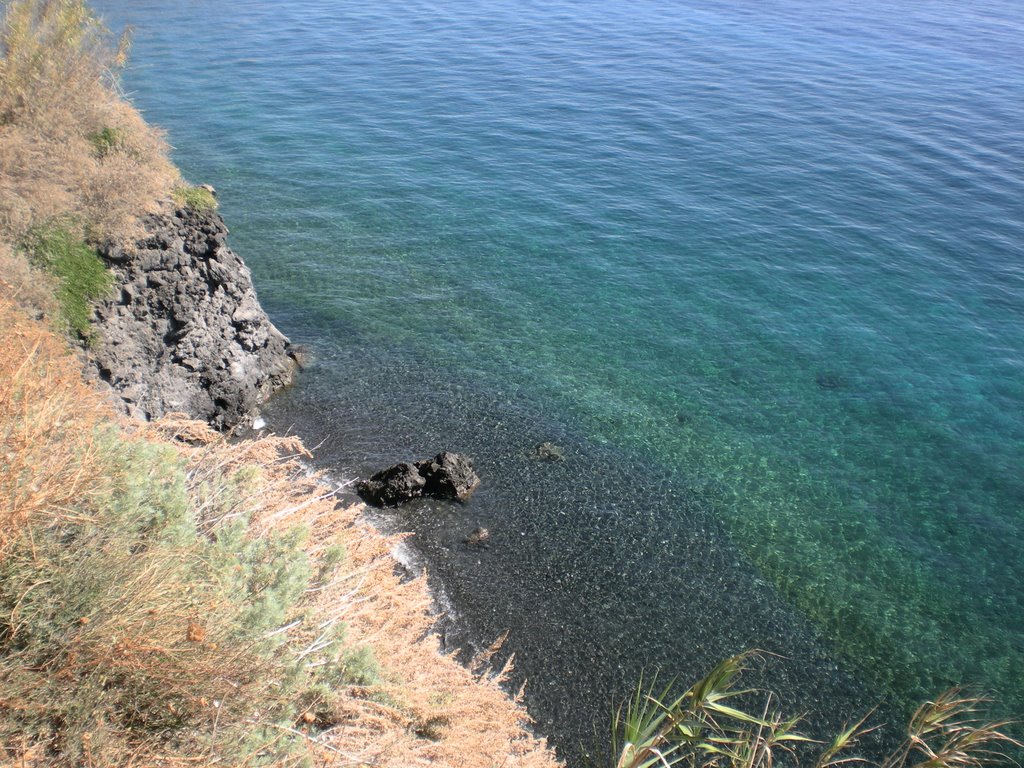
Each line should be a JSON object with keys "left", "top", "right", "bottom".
{"left": 97, "top": 0, "right": 1024, "bottom": 758}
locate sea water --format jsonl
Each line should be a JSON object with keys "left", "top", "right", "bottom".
{"left": 95, "top": 0, "right": 1024, "bottom": 760}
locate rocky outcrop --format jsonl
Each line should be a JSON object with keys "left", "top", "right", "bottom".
{"left": 358, "top": 452, "right": 481, "bottom": 507}
{"left": 90, "top": 203, "right": 296, "bottom": 429}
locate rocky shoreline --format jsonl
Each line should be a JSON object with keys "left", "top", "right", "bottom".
{"left": 89, "top": 200, "right": 297, "bottom": 428}
{"left": 64, "top": 192, "right": 565, "bottom": 766}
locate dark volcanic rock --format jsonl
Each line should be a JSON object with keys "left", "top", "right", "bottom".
{"left": 420, "top": 451, "right": 481, "bottom": 501}
{"left": 358, "top": 452, "right": 481, "bottom": 507}
{"left": 358, "top": 462, "right": 425, "bottom": 507}
{"left": 90, "top": 204, "right": 296, "bottom": 429}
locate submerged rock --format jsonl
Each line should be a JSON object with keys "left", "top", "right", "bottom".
{"left": 464, "top": 527, "right": 490, "bottom": 548}
{"left": 90, "top": 203, "right": 297, "bottom": 429}
{"left": 815, "top": 371, "right": 846, "bottom": 390}
{"left": 289, "top": 343, "right": 313, "bottom": 370}
{"left": 358, "top": 452, "right": 480, "bottom": 507}
{"left": 529, "top": 441, "right": 565, "bottom": 462}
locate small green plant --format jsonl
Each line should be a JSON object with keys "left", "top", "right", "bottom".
{"left": 24, "top": 223, "right": 111, "bottom": 339}
{"left": 86, "top": 126, "right": 122, "bottom": 157}
{"left": 316, "top": 542, "right": 348, "bottom": 582}
{"left": 173, "top": 184, "right": 218, "bottom": 212}
{"left": 341, "top": 644, "right": 382, "bottom": 687}
{"left": 611, "top": 652, "right": 1020, "bottom": 768}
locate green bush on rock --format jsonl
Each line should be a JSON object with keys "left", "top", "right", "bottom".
{"left": 173, "top": 184, "right": 218, "bottom": 212}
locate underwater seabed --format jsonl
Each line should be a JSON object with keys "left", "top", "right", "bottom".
{"left": 261, "top": 342, "right": 920, "bottom": 762}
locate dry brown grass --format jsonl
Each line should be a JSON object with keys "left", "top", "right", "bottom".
{"left": 0, "top": 0, "right": 178, "bottom": 246}
{"left": 0, "top": 295, "right": 111, "bottom": 549}
{"left": 0, "top": 240, "right": 56, "bottom": 319}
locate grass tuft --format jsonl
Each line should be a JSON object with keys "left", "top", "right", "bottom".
{"left": 0, "top": 240, "right": 57, "bottom": 318}
{"left": 172, "top": 184, "right": 218, "bottom": 212}
{"left": 0, "top": 0, "right": 178, "bottom": 247}
{"left": 86, "top": 125, "right": 122, "bottom": 157}
{"left": 23, "top": 222, "right": 112, "bottom": 339}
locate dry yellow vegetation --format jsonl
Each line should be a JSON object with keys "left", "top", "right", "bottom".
{"left": 0, "top": 293, "right": 561, "bottom": 766}
{"left": 0, "top": 0, "right": 177, "bottom": 245}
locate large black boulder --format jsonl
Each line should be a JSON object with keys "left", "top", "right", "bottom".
{"left": 358, "top": 452, "right": 480, "bottom": 507}
{"left": 357, "top": 462, "right": 424, "bottom": 507}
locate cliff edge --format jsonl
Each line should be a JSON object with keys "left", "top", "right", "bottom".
{"left": 91, "top": 202, "right": 296, "bottom": 428}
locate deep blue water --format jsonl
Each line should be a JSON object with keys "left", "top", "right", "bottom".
{"left": 96, "top": 0, "right": 1024, "bottom": 760}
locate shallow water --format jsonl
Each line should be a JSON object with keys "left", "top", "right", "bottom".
{"left": 96, "top": 0, "right": 1024, "bottom": 759}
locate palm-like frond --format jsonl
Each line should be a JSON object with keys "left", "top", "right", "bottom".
{"left": 612, "top": 655, "right": 1020, "bottom": 768}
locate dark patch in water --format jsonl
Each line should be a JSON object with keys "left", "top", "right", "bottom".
{"left": 816, "top": 371, "right": 847, "bottom": 390}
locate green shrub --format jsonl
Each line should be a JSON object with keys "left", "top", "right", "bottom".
{"left": 341, "top": 645, "right": 382, "bottom": 687}
{"left": 317, "top": 542, "right": 348, "bottom": 582}
{"left": 172, "top": 184, "right": 218, "bottom": 212}
{"left": 86, "top": 126, "right": 123, "bottom": 157}
{"left": 24, "top": 223, "right": 111, "bottom": 339}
